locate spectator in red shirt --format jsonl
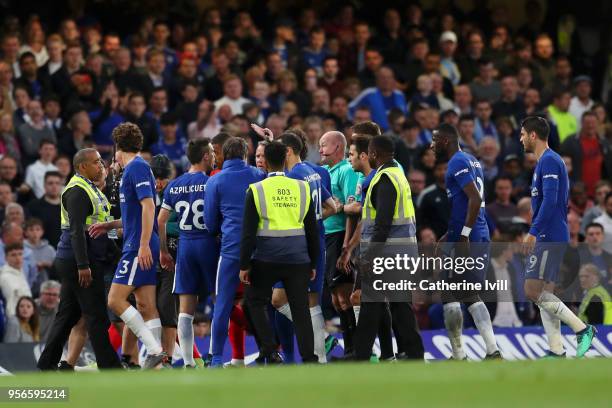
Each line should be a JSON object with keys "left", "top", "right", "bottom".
{"left": 561, "top": 111, "right": 612, "bottom": 197}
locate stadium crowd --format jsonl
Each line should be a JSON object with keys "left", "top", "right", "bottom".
{"left": 0, "top": 1, "right": 610, "bottom": 362}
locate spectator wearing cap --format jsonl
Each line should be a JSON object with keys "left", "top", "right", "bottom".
{"left": 561, "top": 111, "right": 612, "bottom": 197}
{"left": 547, "top": 87, "right": 577, "bottom": 143}
{"left": 439, "top": 31, "right": 461, "bottom": 86}
{"left": 349, "top": 66, "right": 407, "bottom": 131}
{"left": 151, "top": 113, "right": 188, "bottom": 174}
{"left": 569, "top": 75, "right": 594, "bottom": 130}
{"left": 214, "top": 75, "right": 250, "bottom": 116}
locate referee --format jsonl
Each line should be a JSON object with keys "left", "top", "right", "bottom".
{"left": 38, "top": 148, "right": 121, "bottom": 370}
{"left": 239, "top": 141, "right": 319, "bottom": 364}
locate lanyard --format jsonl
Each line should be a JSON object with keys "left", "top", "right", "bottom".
{"left": 76, "top": 173, "right": 106, "bottom": 204}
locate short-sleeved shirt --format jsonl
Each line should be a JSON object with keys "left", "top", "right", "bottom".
{"left": 120, "top": 156, "right": 159, "bottom": 252}
{"left": 529, "top": 148, "right": 570, "bottom": 242}
{"left": 446, "top": 151, "right": 489, "bottom": 240}
{"left": 162, "top": 171, "right": 211, "bottom": 240}
{"left": 323, "top": 159, "right": 361, "bottom": 234}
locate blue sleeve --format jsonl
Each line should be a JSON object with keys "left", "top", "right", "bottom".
{"left": 131, "top": 165, "right": 155, "bottom": 202}
{"left": 204, "top": 177, "right": 221, "bottom": 235}
{"left": 321, "top": 184, "right": 331, "bottom": 202}
{"left": 450, "top": 157, "right": 476, "bottom": 189}
{"left": 529, "top": 157, "right": 560, "bottom": 236}
{"left": 347, "top": 90, "right": 369, "bottom": 119}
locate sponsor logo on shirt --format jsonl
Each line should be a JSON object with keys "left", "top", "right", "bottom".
{"left": 469, "top": 161, "right": 481, "bottom": 168}
{"left": 454, "top": 168, "right": 469, "bottom": 177}
{"left": 136, "top": 181, "right": 151, "bottom": 188}
{"left": 543, "top": 174, "right": 558, "bottom": 179}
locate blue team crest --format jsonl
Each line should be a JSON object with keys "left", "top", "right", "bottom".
{"left": 531, "top": 187, "right": 538, "bottom": 197}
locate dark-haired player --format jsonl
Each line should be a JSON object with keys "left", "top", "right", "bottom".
{"left": 158, "top": 139, "right": 220, "bottom": 367}
{"left": 519, "top": 116, "right": 596, "bottom": 358}
{"left": 431, "top": 123, "right": 500, "bottom": 360}
{"left": 89, "top": 122, "right": 165, "bottom": 369}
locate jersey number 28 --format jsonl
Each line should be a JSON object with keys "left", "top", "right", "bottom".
{"left": 175, "top": 199, "right": 206, "bottom": 230}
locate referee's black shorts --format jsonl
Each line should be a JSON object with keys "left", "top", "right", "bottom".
{"left": 325, "top": 231, "right": 354, "bottom": 289}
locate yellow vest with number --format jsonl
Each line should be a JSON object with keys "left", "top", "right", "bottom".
{"left": 60, "top": 174, "right": 110, "bottom": 230}
{"left": 578, "top": 285, "right": 612, "bottom": 325}
{"left": 362, "top": 166, "right": 416, "bottom": 243}
{"left": 249, "top": 175, "right": 311, "bottom": 237}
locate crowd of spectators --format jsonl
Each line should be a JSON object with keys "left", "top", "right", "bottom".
{"left": 1, "top": 1, "right": 611, "bottom": 343}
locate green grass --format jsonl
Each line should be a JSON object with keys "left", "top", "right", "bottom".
{"left": 2, "top": 358, "right": 611, "bottom": 407}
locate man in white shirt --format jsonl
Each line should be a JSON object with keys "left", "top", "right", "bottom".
{"left": 214, "top": 75, "right": 250, "bottom": 115}
{"left": 25, "top": 139, "right": 58, "bottom": 199}
{"left": 568, "top": 75, "right": 594, "bottom": 131}
{"left": 594, "top": 192, "right": 612, "bottom": 253}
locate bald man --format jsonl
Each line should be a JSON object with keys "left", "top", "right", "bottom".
{"left": 319, "top": 130, "right": 362, "bottom": 358}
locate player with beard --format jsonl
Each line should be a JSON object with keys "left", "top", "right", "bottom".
{"left": 430, "top": 123, "right": 501, "bottom": 360}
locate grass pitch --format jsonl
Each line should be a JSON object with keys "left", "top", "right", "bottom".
{"left": 2, "top": 358, "right": 610, "bottom": 407}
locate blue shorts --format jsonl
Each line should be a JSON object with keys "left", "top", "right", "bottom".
{"left": 174, "top": 236, "right": 220, "bottom": 295}
{"left": 113, "top": 248, "right": 159, "bottom": 287}
{"left": 444, "top": 236, "right": 490, "bottom": 284}
{"left": 525, "top": 242, "right": 567, "bottom": 282}
{"left": 274, "top": 233, "right": 325, "bottom": 293}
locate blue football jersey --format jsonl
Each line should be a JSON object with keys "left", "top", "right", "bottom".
{"left": 119, "top": 156, "right": 159, "bottom": 251}
{"left": 162, "top": 171, "right": 210, "bottom": 240}
{"left": 530, "top": 149, "right": 570, "bottom": 242}
{"left": 445, "top": 150, "right": 489, "bottom": 238}
{"left": 287, "top": 162, "right": 331, "bottom": 224}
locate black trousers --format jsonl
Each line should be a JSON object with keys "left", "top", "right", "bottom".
{"left": 245, "top": 260, "right": 317, "bottom": 362}
{"left": 37, "top": 258, "right": 121, "bottom": 370}
{"left": 354, "top": 301, "right": 424, "bottom": 361}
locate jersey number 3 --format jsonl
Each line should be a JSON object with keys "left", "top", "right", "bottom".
{"left": 175, "top": 199, "right": 206, "bottom": 230}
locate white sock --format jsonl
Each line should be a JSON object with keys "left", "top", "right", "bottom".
{"left": 145, "top": 318, "right": 162, "bottom": 347}
{"left": 310, "top": 306, "right": 327, "bottom": 363}
{"left": 443, "top": 302, "right": 465, "bottom": 360}
{"left": 178, "top": 313, "right": 195, "bottom": 366}
{"left": 120, "top": 306, "right": 162, "bottom": 355}
{"left": 277, "top": 303, "right": 292, "bottom": 320}
{"left": 468, "top": 302, "right": 498, "bottom": 355}
{"left": 353, "top": 305, "right": 361, "bottom": 324}
{"left": 536, "top": 291, "right": 587, "bottom": 333}
{"left": 230, "top": 358, "right": 244, "bottom": 366}
{"left": 538, "top": 305, "right": 565, "bottom": 355}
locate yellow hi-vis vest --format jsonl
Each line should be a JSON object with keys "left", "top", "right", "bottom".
{"left": 249, "top": 174, "right": 311, "bottom": 237}
{"left": 578, "top": 284, "right": 612, "bottom": 325}
{"left": 362, "top": 166, "right": 416, "bottom": 243}
{"left": 60, "top": 174, "right": 111, "bottom": 230}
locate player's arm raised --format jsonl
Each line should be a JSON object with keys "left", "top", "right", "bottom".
{"left": 461, "top": 181, "right": 482, "bottom": 243}
{"left": 157, "top": 207, "right": 174, "bottom": 271}
{"left": 138, "top": 197, "right": 155, "bottom": 270}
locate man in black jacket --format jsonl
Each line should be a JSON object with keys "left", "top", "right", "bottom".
{"left": 37, "top": 148, "right": 121, "bottom": 370}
